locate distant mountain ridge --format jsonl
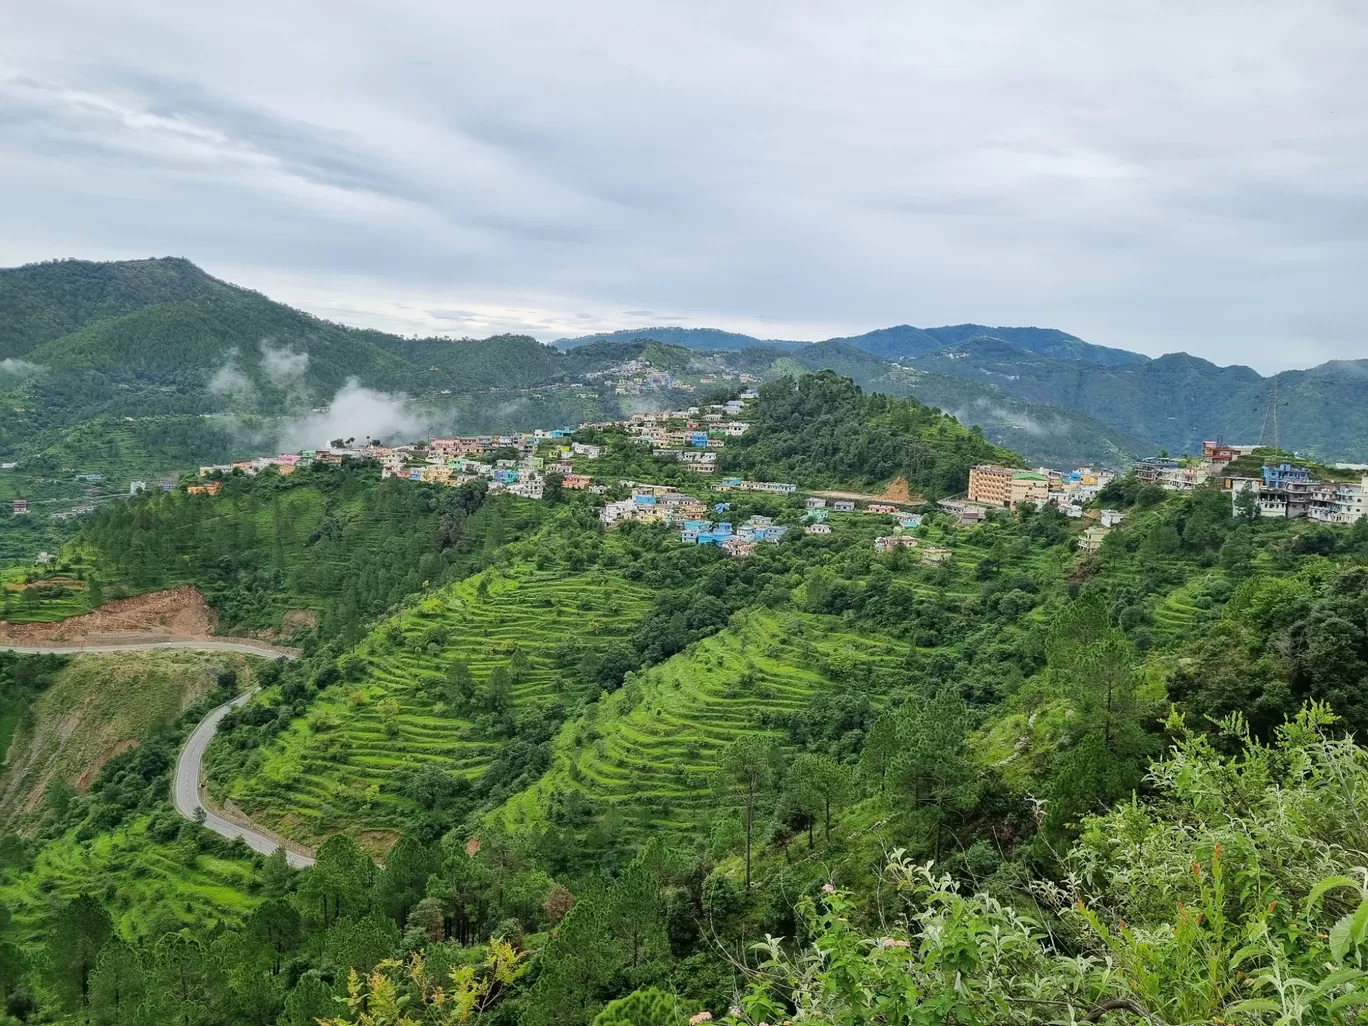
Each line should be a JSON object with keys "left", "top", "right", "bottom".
{"left": 555, "top": 322, "right": 1149, "bottom": 367}
{"left": 556, "top": 321, "right": 1368, "bottom": 462}
{"left": 4, "top": 257, "right": 1368, "bottom": 476}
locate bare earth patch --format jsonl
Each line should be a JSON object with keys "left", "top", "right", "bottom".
{"left": 810, "top": 480, "right": 924, "bottom": 505}
{"left": 0, "top": 585, "right": 217, "bottom": 644}
{"left": 76, "top": 739, "right": 140, "bottom": 792}
{"left": 253, "top": 608, "right": 318, "bottom": 643}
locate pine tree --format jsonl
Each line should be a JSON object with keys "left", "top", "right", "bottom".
{"left": 46, "top": 893, "right": 113, "bottom": 1011}
{"left": 714, "top": 736, "right": 779, "bottom": 886}
{"left": 791, "top": 753, "right": 852, "bottom": 843}
{"left": 88, "top": 939, "right": 145, "bottom": 1026}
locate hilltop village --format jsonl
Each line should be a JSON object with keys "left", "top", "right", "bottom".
{"left": 101, "top": 393, "right": 1339, "bottom": 577}
{"left": 12, "top": 384, "right": 1368, "bottom": 576}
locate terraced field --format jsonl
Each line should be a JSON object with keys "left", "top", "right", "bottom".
{"left": 219, "top": 564, "right": 653, "bottom": 849}
{"left": 502, "top": 609, "right": 916, "bottom": 842}
{"left": 0, "top": 816, "right": 261, "bottom": 944}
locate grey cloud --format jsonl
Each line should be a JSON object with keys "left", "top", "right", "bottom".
{"left": 0, "top": 1, "right": 1366, "bottom": 372}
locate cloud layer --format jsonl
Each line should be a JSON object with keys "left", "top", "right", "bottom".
{"left": 1, "top": 2, "right": 1365, "bottom": 372}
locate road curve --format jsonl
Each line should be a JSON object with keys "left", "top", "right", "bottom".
{"left": 174, "top": 687, "right": 315, "bottom": 868}
{"left": 1, "top": 638, "right": 315, "bottom": 868}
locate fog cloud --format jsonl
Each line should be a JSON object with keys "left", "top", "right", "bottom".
{"left": 0, "top": 359, "right": 44, "bottom": 377}
{"left": 275, "top": 378, "right": 435, "bottom": 451}
{"left": 207, "top": 352, "right": 251, "bottom": 395}
{"left": 259, "top": 341, "right": 310, "bottom": 385}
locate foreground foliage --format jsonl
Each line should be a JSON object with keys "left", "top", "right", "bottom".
{"left": 727, "top": 705, "right": 1368, "bottom": 1025}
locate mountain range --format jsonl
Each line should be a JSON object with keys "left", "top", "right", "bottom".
{"left": 2, "top": 257, "right": 1366, "bottom": 490}
{"left": 558, "top": 324, "right": 1368, "bottom": 462}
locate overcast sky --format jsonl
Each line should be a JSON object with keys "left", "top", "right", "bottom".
{"left": 2, "top": 3, "right": 1365, "bottom": 372}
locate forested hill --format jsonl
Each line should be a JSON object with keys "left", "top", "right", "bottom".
{"left": 1, "top": 258, "right": 560, "bottom": 395}
{"left": 0, "top": 257, "right": 219, "bottom": 360}
{"left": 720, "top": 371, "right": 1017, "bottom": 496}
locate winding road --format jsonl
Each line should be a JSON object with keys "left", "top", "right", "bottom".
{"left": 1, "top": 639, "right": 316, "bottom": 868}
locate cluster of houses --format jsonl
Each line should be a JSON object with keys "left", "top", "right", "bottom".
{"left": 1228, "top": 464, "right": 1368, "bottom": 523}
{"left": 873, "top": 534, "right": 953, "bottom": 563}
{"left": 586, "top": 399, "right": 755, "bottom": 474}
{"left": 600, "top": 486, "right": 712, "bottom": 528}
{"left": 578, "top": 358, "right": 701, "bottom": 396}
{"left": 1133, "top": 441, "right": 1368, "bottom": 524}
{"left": 1132, "top": 441, "right": 1257, "bottom": 492}
{"left": 678, "top": 515, "right": 790, "bottom": 559}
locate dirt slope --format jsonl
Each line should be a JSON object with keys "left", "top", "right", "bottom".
{"left": 0, "top": 650, "right": 258, "bottom": 828}
{"left": 0, "top": 586, "right": 216, "bottom": 644}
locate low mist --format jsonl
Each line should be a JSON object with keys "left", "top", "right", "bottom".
{"left": 275, "top": 378, "right": 438, "bottom": 451}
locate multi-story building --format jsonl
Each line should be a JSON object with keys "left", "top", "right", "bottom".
{"left": 1229, "top": 464, "right": 1321, "bottom": 519}
{"left": 968, "top": 466, "right": 1050, "bottom": 508}
{"left": 1305, "top": 477, "right": 1368, "bottom": 524}
{"left": 1078, "top": 524, "right": 1109, "bottom": 553}
{"left": 1134, "top": 457, "right": 1182, "bottom": 486}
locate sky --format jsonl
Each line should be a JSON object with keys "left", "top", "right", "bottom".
{"left": 1, "top": 2, "right": 1365, "bottom": 373}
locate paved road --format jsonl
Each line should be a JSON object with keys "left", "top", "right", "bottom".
{"left": 174, "top": 687, "right": 315, "bottom": 868}
{"left": 0, "top": 639, "right": 296, "bottom": 657}
{"left": 2, "top": 638, "right": 315, "bottom": 868}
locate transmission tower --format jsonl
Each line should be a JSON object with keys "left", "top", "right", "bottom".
{"left": 1258, "top": 377, "right": 1281, "bottom": 461}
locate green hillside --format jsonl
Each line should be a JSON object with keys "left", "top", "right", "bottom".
{"left": 503, "top": 609, "right": 919, "bottom": 843}
{"left": 9, "top": 324, "right": 1368, "bottom": 1023}
{"left": 913, "top": 340, "right": 1368, "bottom": 461}
{"left": 719, "top": 370, "right": 1018, "bottom": 496}
{"left": 0, "top": 257, "right": 217, "bottom": 360}
{"left": 80, "top": 462, "right": 513, "bottom": 636}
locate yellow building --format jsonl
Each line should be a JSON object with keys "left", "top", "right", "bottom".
{"left": 968, "top": 465, "right": 1050, "bottom": 508}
